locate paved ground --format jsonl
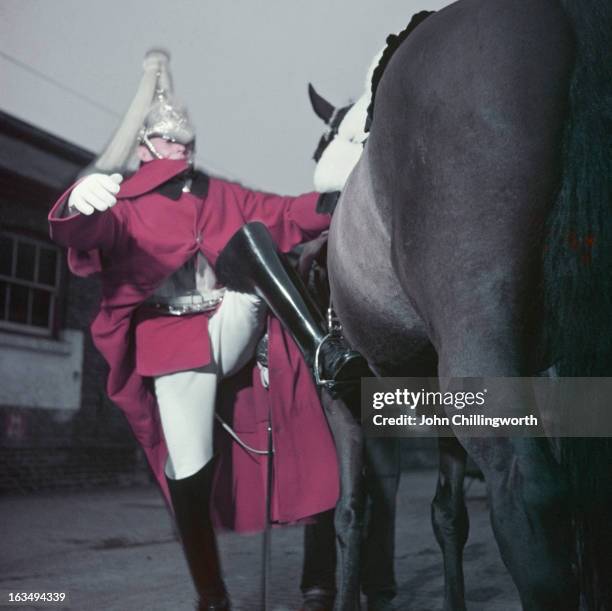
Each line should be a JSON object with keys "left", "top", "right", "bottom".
{"left": 0, "top": 470, "right": 521, "bottom": 611}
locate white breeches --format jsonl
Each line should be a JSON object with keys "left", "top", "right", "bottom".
{"left": 154, "top": 291, "right": 266, "bottom": 480}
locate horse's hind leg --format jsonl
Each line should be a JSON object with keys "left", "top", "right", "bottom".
{"left": 466, "top": 436, "right": 576, "bottom": 611}
{"left": 438, "top": 352, "right": 577, "bottom": 611}
{"left": 361, "top": 438, "right": 401, "bottom": 610}
{"left": 431, "top": 436, "right": 469, "bottom": 611}
{"left": 320, "top": 391, "right": 365, "bottom": 611}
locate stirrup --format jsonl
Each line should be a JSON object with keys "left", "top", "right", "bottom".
{"left": 314, "top": 332, "right": 335, "bottom": 388}
{"left": 315, "top": 303, "right": 342, "bottom": 387}
{"left": 313, "top": 332, "right": 357, "bottom": 394}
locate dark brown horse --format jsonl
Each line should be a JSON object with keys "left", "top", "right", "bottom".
{"left": 322, "top": 1, "right": 611, "bottom": 610}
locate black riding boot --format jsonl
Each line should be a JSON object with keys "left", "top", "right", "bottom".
{"left": 166, "top": 461, "right": 231, "bottom": 611}
{"left": 215, "top": 222, "right": 372, "bottom": 395}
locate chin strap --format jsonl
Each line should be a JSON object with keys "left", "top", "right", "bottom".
{"left": 141, "top": 133, "right": 165, "bottom": 159}
{"left": 140, "top": 133, "right": 196, "bottom": 162}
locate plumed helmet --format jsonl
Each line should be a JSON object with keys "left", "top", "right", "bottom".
{"left": 91, "top": 49, "right": 194, "bottom": 174}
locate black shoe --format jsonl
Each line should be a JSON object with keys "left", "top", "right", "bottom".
{"left": 197, "top": 595, "right": 231, "bottom": 611}
{"left": 300, "top": 587, "right": 335, "bottom": 611}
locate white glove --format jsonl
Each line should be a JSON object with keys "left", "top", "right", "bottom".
{"left": 67, "top": 173, "right": 123, "bottom": 216}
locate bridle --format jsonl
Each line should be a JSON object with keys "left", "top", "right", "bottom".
{"left": 312, "top": 104, "right": 353, "bottom": 162}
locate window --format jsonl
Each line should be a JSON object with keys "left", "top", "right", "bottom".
{"left": 0, "top": 231, "right": 62, "bottom": 337}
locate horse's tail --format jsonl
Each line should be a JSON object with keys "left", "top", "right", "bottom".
{"left": 543, "top": 1, "right": 612, "bottom": 608}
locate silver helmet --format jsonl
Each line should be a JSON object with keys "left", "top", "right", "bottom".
{"left": 140, "top": 88, "right": 195, "bottom": 149}
{"left": 92, "top": 49, "right": 195, "bottom": 173}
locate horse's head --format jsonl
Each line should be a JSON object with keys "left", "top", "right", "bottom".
{"left": 308, "top": 84, "right": 368, "bottom": 192}
{"left": 309, "top": 84, "right": 354, "bottom": 163}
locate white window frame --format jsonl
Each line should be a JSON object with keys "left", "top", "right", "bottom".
{"left": 0, "top": 230, "right": 62, "bottom": 337}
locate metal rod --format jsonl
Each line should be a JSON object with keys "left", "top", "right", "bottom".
{"left": 261, "top": 414, "right": 274, "bottom": 610}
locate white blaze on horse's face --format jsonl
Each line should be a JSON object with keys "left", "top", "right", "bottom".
{"left": 313, "top": 94, "right": 369, "bottom": 193}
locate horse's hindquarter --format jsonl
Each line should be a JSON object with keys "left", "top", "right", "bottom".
{"left": 328, "top": 152, "right": 435, "bottom": 376}
{"left": 368, "top": 0, "right": 574, "bottom": 373}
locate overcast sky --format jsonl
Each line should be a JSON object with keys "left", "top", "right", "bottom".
{"left": 0, "top": 0, "right": 451, "bottom": 193}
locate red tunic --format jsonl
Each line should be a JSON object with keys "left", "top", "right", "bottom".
{"left": 49, "top": 158, "right": 339, "bottom": 531}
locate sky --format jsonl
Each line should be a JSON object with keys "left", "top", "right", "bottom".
{"left": 0, "top": 0, "right": 451, "bottom": 193}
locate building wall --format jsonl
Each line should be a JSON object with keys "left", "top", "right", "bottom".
{"left": 0, "top": 329, "right": 84, "bottom": 409}
{"left": 0, "top": 111, "right": 147, "bottom": 493}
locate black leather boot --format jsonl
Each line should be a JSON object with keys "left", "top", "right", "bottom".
{"left": 215, "top": 222, "right": 372, "bottom": 395}
{"left": 300, "top": 586, "right": 336, "bottom": 610}
{"left": 166, "top": 461, "right": 231, "bottom": 611}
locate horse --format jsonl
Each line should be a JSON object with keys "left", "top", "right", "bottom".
{"left": 310, "top": 76, "right": 485, "bottom": 611}
{"left": 313, "top": 1, "right": 611, "bottom": 610}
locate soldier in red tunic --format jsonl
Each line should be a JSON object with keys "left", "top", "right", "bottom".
{"left": 49, "top": 51, "right": 368, "bottom": 610}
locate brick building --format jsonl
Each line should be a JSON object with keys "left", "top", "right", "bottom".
{"left": 0, "top": 110, "right": 148, "bottom": 493}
